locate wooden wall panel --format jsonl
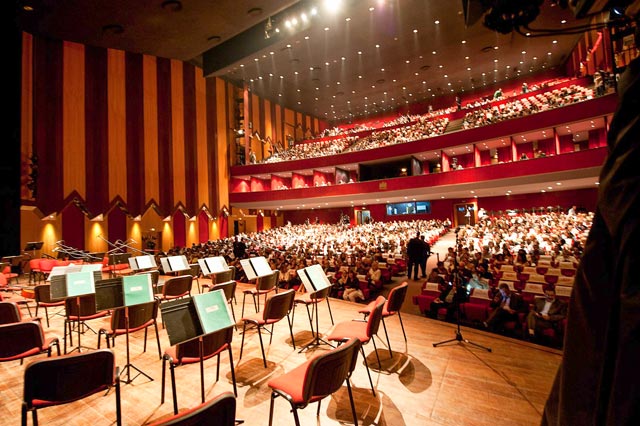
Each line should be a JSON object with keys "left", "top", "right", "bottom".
{"left": 142, "top": 55, "right": 160, "bottom": 207}
{"left": 170, "top": 59, "right": 186, "bottom": 209}
{"left": 205, "top": 77, "right": 218, "bottom": 214}
{"left": 215, "top": 78, "right": 229, "bottom": 211}
{"left": 156, "top": 57, "right": 173, "bottom": 216}
{"left": 182, "top": 62, "right": 198, "bottom": 215}
{"left": 107, "top": 48, "right": 127, "bottom": 203}
{"left": 251, "top": 93, "right": 261, "bottom": 155}
{"left": 284, "top": 108, "right": 294, "bottom": 149}
{"left": 275, "top": 103, "right": 283, "bottom": 148}
{"left": 62, "top": 41, "right": 86, "bottom": 200}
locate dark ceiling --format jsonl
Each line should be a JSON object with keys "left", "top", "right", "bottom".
{"left": 18, "top": 0, "right": 594, "bottom": 123}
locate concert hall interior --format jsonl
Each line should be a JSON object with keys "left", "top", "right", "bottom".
{"left": 3, "top": 0, "right": 639, "bottom": 425}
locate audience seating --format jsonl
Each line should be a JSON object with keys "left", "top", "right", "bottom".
{"left": 463, "top": 288, "right": 492, "bottom": 324}
{"left": 412, "top": 282, "right": 441, "bottom": 315}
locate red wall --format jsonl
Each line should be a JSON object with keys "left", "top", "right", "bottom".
{"left": 173, "top": 211, "right": 186, "bottom": 248}
{"left": 107, "top": 207, "right": 127, "bottom": 245}
{"left": 61, "top": 203, "right": 86, "bottom": 251}
{"left": 478, "top": 188, "right": 597, "bottom": 214}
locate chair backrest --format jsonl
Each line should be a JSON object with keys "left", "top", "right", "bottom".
{"left": 29, "top": 259, "right": 41, "bottom": 270}
{"left": 34, "top": 284, "right": 62, "bottom": 304}
{"left": 212, "top": 267, "right": 235, "bottom": 285}
{"left": 65, "top": 294, "right": 102, "bottom": 318}
{"left": 149, "top": 392, "right": 236, "bottom": 426}
{"left": 302, "top": 337, "right": 362, "bottom": 403}
{"left": 175, "top": 327, "right": 234, "bottom": 362}
{"left": 210, "top": 280, "right": 237, "bottom": 303}
{"left": 386, "top": 282, "right": 408, "bottom": 313}
{"left": 366, "top": 296, "right": 386, "bottom": 338}
{"left": 163, "top": 275, "right": 193, "bottom": 298}
{"left": 23, "top": 349, "right": 117, "bottom": 410}
{"left": 0, "top": 321, "right": 46, "bottom": 361}
{"left": 189, "top": 263, "right": 201, "bottom": 278}
{"left": 38, "top": 259, "right": 57, "bottom": 273}
{"left": 256, "top": 270, "right": 278, "bottom": 292}
{"left": 469, "top": 288, "right": 490, "bottom": 300}
{"left": 0, "top": 301, "right": 22, "bottom": 324}
{"left": 110, "top": 300, "right": 158, "bottom": 330}
{"left": 423, "top": 282, "right": 441, "bottom": 294}
{"left": 263, "top": 289, "right": 295, "bottom": 322}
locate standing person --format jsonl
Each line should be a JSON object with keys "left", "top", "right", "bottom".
{"left": 543, "top": 12, "right": 640, "bottom": 425}
{"left": 406, "top": 231, "right": 422, "bottom": 280}
{"left": 419, "top": 235, "right": 431, "bottom": 278}
{"left": 568, "top": 205, "right": 577, "bottom": 216}
{"left": 232, "top": 236, "right": 247, "bottom": 259}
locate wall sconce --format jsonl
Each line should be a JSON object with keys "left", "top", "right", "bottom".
{"left": 90, "top": 214, "right": 104, "bottom": 222}
{"left": 42, "top": 213, "right": 57, "bottom": 221}
{"left": 162, "top": 216, "right": 172, "bottom": 222}
{"left": 132, "top": 215, "right": 142, "bottom": 222}
{"left": 189, "top": 216, "right": 197, "bottom": 222}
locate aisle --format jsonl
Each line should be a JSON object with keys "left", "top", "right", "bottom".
{"left": 400, "top": 230, "right": 457, "bottom": 316}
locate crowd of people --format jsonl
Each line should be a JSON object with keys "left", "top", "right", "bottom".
{"left": 462, "top": 84, "right": 594, "bottom": 129}
{"left": 344, "top": 117, "right": 449, "bottom": 152}
{"left": 262, "top": 135, "right": 359, "bottom": 163}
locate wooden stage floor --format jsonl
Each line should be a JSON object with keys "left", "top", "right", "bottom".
{"left": 0, "top": 280, "right": 561, "bottom": 426}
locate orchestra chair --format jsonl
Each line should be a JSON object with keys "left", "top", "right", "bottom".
{"left": 358, "top": 282, "right": 408, "bottom": 356}
{"left": 0, "top": 320, "right": 60, "bottom": 364}
{"left": 33, "top": 284, "right": 65, "bottom": 328}
{"left": 21, "top": 349, "right": 121, "bottom": 426}
{"left": 37, "top": 259, "right": 57, "bottom": 281}
{"left": 28, "top": 259, "right": 42, "bottom": 284}
{"left": 210, "top": 279, "right": 238, "bottom": 329}
{"left": 239, "top": 289, "right": 296, "bottom": 368}
{"left": 150, "top": 392, "right": 241, "bottom": 426}
{"left": 327, "top": 296, "right": 385, "bottom": 396}
{"left": 98, "top": 300, "right": 162, "bottom": 359}
{"left": 161, "top": 327, "right": 237, "bottom": 414}
{"left": 241, "top": 270, "right": 278, "bottom": 318}
{"left": 158, "top": 275, "right": 193, "bottom": 301}
{"left": 202, "top": 266, "right": 236, "bottom": 294}
{"left": 267, "top": 337, "right": 362, "bottom": 426}
{"left": 188, "top": 264, "right": 202, "bottom": 294}
{"left": 0, "top": 300, "right": 25, "bottom": 325}
{"left": 63, "top": 294, "right": 109, "bottom": 354}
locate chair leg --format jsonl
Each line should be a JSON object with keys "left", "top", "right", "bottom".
{"left": 115, "top": 374, "right": 122, "bottom": 426}
{"left": 228, "top": 346, "right": 238, "bottom": 397}
{"left": 317, "top": 400, "right": 321, "bottom": 416}
{"left": 372, "top": 338, "right": 382, "bottom": 369}
{"left": 257, "top": 326, "right": 267, "bottom": 368}
{"left": 346, "top": 379, "right": 358, "bottom": 426}
{"left": 381, "top": 317, "right": 392, "bottom": 357}
{"left": 161, "top": 356, "right": 167, "bottom": 404}
{"left": 268, "top": 393, "right": 277, "bottom": 426}
{"left": 32, "top": 409, "right": 38, "bottom": 426}
{"left": 216, "top": 353, "right": 221, "bottom": 382}
{"left": 397, "top": 312, "right": 407, "bottom": 342}
{"left": 241, "top": 293, "right": 248, "bottom": 318}
{"left": 326, "top": 297, "right": 334, "bottom": 325}
{"left": 360, "top": 346, "right": 376, "bottom": 397}
{"left": 252, "top": 293, "right": 259, "bottom": 313}
{"left": 287, "top": 314, "right": 296, "bottom": 349}
{"left": 239, "top": 322, "right": 247, "bottom": 361}
{"left": 21, "top": 403, "right": 28, "bottom": 426}
{"left": 154, "top": 322, "right": 162, "bottom": 359}
{"left": 229, "top": 301, "right": 237, "bottom": 330}
{"left": 170, "top": 363, "right": 179, "bottom": 415}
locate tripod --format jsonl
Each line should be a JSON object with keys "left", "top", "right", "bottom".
{"left": 297, "top": 288, "right": 334, "bottom": 353}
{"left": 432, "top": 229, "right": 491, "bottom": 352}
{"left": 119, "top": 306, "right": 154, "bottom": 384}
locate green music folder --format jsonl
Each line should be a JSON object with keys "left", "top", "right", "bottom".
{"left": 192, "top": 290, "right": 234, "bottom": 334}
{"left": 123, "top": 274, "right": 154, "bottom": 307}
{"left": 65, "top": 271, "right": 96, "bottom": 297}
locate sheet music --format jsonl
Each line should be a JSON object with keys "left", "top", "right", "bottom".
{"left": 239, "top": 258, "right": 257, "bottom": 280}
{"left": 251, "top": 257, "right": 273, "bottom": 278}
{"left": 132, "top": 255, "right": 155, "bottom": 270}
{"left": 166, "top": 255, "right": 188, "bottom": 272}
{"left": 205, "top": 257, "right": 229, "bottom": 274}
{"left": 46, "top": 265, "right": 82, "bottom": 281}
{"left": 304, "top": 264, "right": 332, "bottom": 291}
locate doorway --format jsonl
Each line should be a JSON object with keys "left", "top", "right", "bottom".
{"left": 454, "top": 203, "right": 476, "bottom": 227}
{"left": 356, "top": 209, "right": 371, "bottom": 225}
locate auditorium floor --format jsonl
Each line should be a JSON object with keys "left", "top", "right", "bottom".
{"left": 0, "top": 277, "right": 561, "bottom": 426}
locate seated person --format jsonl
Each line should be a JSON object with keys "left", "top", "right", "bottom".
{"left": 484, "top": 283, "right": 526, "bottom": 331}
{"left": 342, "top": 270, "right": 364, "bottom": 303}
{"left": 526, "top": 286, "right": 567, "bottom": 338}
{"left": 428, "top": 281, "right": 468, "bottom": 321}
{"left": 366, "top": 261, "right": 382, "bottom": 291}
{"left": 427, "top": 268, "right": 446, "bottom": 290}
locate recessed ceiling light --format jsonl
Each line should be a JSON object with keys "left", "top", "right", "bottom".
{"left": 345, "top": 17, "right": 351, "bottom": 21}
{"left": 434, "top": 20, "right": 440, "bottom": 24}
{"left": 413, "top": 29, "right": 418, "bottom": 33}
{"left": 461, "top": 40, "right": 466, "bottom": 44}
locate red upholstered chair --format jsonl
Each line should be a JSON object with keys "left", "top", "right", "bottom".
{"left": 292, "top": 285, "right": 334, "bottom": 334}
{"left": 358, "top": 282, "right": 408, "bottom": 356}
{"left": 412, "top": 282, "right": 441, "bottom": 315}
{"left": 239, "top": 289, "right": 296, "bottom": 368}
{"left": 37, "top": 259, "right": 57, "bottom": 281}
{"left": 2, "top": 264, "right": 20, "bottom": 285}
{"left": 267, "top": 337, "right": 362, "bottom": 426}
{"left": 98, "top": 300, "right": 162, "bottom": 359}
{"left": 33, "top": 284, "right": 65, "bottom": 328}
{"left": 463, "top": 288, "right": 491, "bottom": 324}
{"left": 161, "top": 327, "right": 237, "bottom": 415}
{"left": 150, "top": 392, "right": 239, "bottom": 426}
{"left": 159, "top": 275, "right": 193, "bottom": 301}
{"left": 241, "top": 270, "right": 278, "bottom": 318}
{"left": 28, "top": 259, "right": 42, "bottom": 284}
{"left": 327, "top": 296, "right": 385, "bottom": 396}
{"left": 21, "top": 349, "right": 121, "bottom": 426}
{"left": 0, "top": 300, "right": 24, "bottom": 324}
{"left": 0, "top": 320, "right": 60, "bottom": 364}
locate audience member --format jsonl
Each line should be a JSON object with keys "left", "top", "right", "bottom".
{"left": 484, "top": 283, "right": 526, "bottom": 331}
{"left": 526, "top": 286, "right": 567, "bottom": 338}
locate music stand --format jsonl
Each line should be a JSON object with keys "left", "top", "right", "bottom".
{"left": 296, "top": 265, "right": 334, "bottom": 352}
{"left": 24, "top": 241, "right": 44, "bottom": 259}
{"left": 95, "top": 274, "right": 155, "bottom": 384}
{"left": 160, "top": 290, "right": 235, "bottom": 404}
{"left": 51, "top": 270, "right": 99, "bottom": 354}
{"left": 108, "top": 253, "right": 132, "bottom": 277}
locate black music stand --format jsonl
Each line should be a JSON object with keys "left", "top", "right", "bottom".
{"left": 51, "top": 270, "right": 100, "bottom": 354}
{"left": 96, "top": 275, "right": 155, "bottom": 384}
{"left": 108, "top": 253, "right": 132, "bottom": 277}
{"left": 297, "top": 265, "right": 334, "bottom": 352}
{"left": 24, "top": 242, "right": 44, "bottom": 258}
{"left": 160, "top": 291, "right": 234, "bottom": 405}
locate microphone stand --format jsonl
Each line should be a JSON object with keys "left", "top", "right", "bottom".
{"left": 432, "top": 228, "right": 492, "bottom": 352}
